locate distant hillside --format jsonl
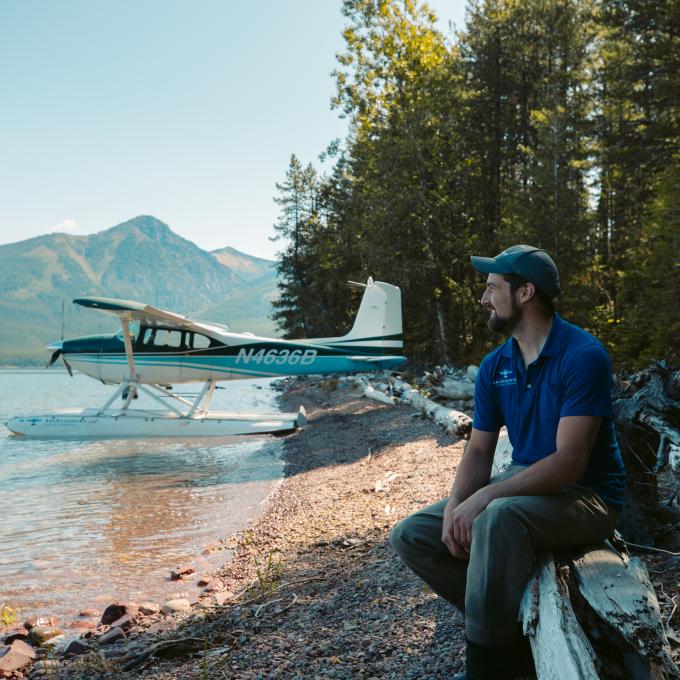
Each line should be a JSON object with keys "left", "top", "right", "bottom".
{"left": 0, "top": 216, "right": 279, "bottom": 364}
{"left": 211, "top": 246, "right": 275, "bottom": 283}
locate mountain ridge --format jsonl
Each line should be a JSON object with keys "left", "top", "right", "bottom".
{"left": 0, "top": 216, "right": 280, "bottom": 364}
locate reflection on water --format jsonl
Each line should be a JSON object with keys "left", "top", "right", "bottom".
{"left": 0, "top": 371, "right": 284, "bottom": 621}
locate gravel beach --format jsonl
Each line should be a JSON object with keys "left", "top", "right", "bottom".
{"left": 42, "top": 377, "right": 679, "bottom": 679}
{"left": 54, "top": 378, "right": 468, "bottom": 679}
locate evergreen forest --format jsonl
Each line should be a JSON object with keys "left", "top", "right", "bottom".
{"left": 271, "top": 0, "right": 679, "bottom": 370}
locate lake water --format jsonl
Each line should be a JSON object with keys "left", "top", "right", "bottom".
{"left": 0, "top": 370, "right": 284, "bottom": 625}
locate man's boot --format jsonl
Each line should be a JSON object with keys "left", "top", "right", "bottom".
{"left": 453, "top": 636, "right": 535, "bottom": 680}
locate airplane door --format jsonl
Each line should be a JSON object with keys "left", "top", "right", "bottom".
{"left": 184, "top": 331, "right": 214, "bottom": 381}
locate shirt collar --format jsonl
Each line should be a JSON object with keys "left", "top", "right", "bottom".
{"left": 499, "top": 313, "right": 565, "bottom": 359}
{"left": 539, "top": 313, "right": 566, "bottom": 358}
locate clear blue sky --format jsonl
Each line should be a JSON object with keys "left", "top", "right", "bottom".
{"left": 0, "top": 1, "right": 467, "bottom": 260}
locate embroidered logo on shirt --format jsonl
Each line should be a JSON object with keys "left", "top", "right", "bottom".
{"left": 493, "top": 368, "right": 517, "bottom": 386}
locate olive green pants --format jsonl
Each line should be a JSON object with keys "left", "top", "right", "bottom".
{"left": 389, "top": 465, "right": 619, "bottom": 645}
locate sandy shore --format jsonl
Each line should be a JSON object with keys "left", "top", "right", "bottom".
{"left": 49, "top": 377, "right": 679, "bottom": 679}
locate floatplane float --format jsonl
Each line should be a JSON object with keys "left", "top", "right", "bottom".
{"left": 6, "top": 279, "right": 406, "bottom": 438}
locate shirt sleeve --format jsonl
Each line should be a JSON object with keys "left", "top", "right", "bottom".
{"left": 472, "top": 358, "right": 504, "bottom": 432}
{"left": 560, "top": 343, "right": 614, "bottom": 418}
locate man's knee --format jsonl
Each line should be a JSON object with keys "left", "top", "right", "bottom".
{"left": 389, "top": 515, "right": 416, "bottom": 556}
{"left": 390, "top": 509, "right": 442, "bottom": 556}
{"left": 473, "top": 497, "right": 525, "bottom": 538}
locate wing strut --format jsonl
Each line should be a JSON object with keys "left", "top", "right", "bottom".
{"left": 120, "top": 316, "right": 138, "bottom": 384}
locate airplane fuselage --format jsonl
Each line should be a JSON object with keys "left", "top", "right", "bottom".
{"left": 60, "top": 326, "right": 405, "bottom": 384}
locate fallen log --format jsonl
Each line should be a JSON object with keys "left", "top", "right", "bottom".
{"left": 362, "top": 382, "right": 395, "bottom": 406}
{"left": 433, "top": 377, "right": 475, "bottom": 401}
{"left": 388, "top": 377, "right": 472, "bottom": 436}
{"left": 570, "top": 544, "right": 678, "bottom": 679}
{"left": 613, "top": 361, "right": 680, "bottom": 542}
{"left": 494, "top": 435, "right": 679, "bottom": 679}
{"left": 519, "top": 553, "right": 600, "bottom": 680}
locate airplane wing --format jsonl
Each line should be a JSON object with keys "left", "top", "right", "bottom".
{"left": 73, "top": 297, "right": 197, "bottom": 330}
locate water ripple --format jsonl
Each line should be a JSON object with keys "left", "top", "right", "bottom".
{"left": 0, "top": 371, "right": 284, "bottom": 621}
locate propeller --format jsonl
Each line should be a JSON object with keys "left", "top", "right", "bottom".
{"left": 45, "top": 341, "right": 73, "bottom": 376}
{"left": 45, "top": 303, "right": 73, "bottom": 376}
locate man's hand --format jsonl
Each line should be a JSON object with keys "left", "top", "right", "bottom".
{"left": 442, "top": 501, "right": 470, "bottom": 559}
{"left": 441, "top": 428, "right": 498, "bottom": 559}
{"left": 449, "top": 487, "right": 493, "bottom": 551}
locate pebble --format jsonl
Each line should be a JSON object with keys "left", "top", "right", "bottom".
{"left": 78, "top": 609, "right": 99, "bottom": 618}
{"left": 213, "top": 591, "right": 232, "bottom": 606}
{"left": 2, "top": 626, "right": 29, "bottom": 644}
{"left": 27, "top": 627, "right": 63, "bottom": 647}
{"left": 99, "top": 626, "right": 126, "bottom": 646}
{"left": 100, "top": 601, "right": 137, "bottom": 625}
{"left": 32, "top": 659, "right": 62, "bottom": 671}
{"left": 170, "top": 565, "right": 195, "bottom": 580}
{"left": 9, "top": 640, "right": 36, "bottom": 660}
{"left": 108, "top": 613, "right": 135, "bottom": 630}
{"left": 138, "top": 601, "right": 160, "bottom": 616}
{"left": 161, "top": 598, "right": 191, "bottom": 615}
{"left": 0, "top": 646, "right": 32, "bottom": 672}
{"left": 63, "top": 639, "right": 90, "bottom": 656}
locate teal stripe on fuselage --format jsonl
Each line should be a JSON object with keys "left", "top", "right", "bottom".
{"left": 66, "top": 352, "right": 405, "bottom": 377}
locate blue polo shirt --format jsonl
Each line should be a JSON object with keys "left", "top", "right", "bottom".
{"left": 473, "top": 314, "right": 625, "bottom": 509}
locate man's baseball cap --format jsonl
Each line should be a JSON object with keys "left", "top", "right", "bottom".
{"left": 471, "top": 245, "right": 560, "bottom": 298}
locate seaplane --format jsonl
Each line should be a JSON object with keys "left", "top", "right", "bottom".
{"left": 6, "top": 279, "right": 406, "bottom": 438}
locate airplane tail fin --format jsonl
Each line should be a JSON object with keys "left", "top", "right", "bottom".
{"left": 330, "top": 278, "right": 403, "bottom": 354}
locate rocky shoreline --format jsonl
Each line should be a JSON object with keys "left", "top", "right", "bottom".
{"left": 2, "top": 375, "right": 678, "bottom": 678}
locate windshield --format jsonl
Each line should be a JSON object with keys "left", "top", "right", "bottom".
{"left": 115, "top": 321, "right": 141, "bottom": 342}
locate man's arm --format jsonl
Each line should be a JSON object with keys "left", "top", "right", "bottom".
{"left": 441, "top": 427, "right": 499, "bottom": 558}
{"left": 450, "top": 415, "right": 602, "bottom": 549}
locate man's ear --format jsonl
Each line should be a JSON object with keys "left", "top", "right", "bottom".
{"left": 519, "top": 281, "right": 537, "bottom": 303}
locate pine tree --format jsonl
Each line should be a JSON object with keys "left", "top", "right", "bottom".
{"left": 270, "top": 155, "right": 320, "bottom": 337}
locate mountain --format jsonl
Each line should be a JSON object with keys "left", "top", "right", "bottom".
{"left": 211, "top": 246, "right": 275, "bottom": 283}
{"left": 0, "top": 216, "right": 279, "bottom": 364}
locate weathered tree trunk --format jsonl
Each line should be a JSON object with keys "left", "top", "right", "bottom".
{"left": 492, "top": 432, "right": 678, "bottom": 679}
{"left": 612, "top": 361, "right": 680, "bottom": 544}
{"left": 389, "top": 376, "right": 472, "bottom": 435}
{"left": 519, "top": 545, "right": 680, "bottom": 679}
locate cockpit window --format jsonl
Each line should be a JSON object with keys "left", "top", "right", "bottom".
{"left": 133, "top": 326, "right": 219, "bottom": 351}
{"left": 191, "top": 333, "right": 211, "bottom": 349}
{"left": 115, "top": 321, "right": 141, "bottom": 342}
{"left": 153, "top": 329, "right": 183, "bottom": 348}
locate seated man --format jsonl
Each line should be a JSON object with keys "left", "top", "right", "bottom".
{"left": 390, "top": 245, "right": 625, "bottom": 680}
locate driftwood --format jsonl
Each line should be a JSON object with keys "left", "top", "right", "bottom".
{"left": 571, "top": 544, "right": 678, "bottom": 679}
{"left": 388, "top": 377, "right": 472, "bottom": 436}
{"left": 361, "top": 381, "right": 396, "bottom": 406}
{"left": 433, "top": 377, "right": 475, "bottom": 401}
{"left": 491, "top": 435, "right": 678, "bottom": 679}
{"left": 520, "top": 544, "right": 680, "bottom": 680}
{"left": 614, "top": 361, "right": 680, "bottom": 477}
{"left": 613, "top": 362, "right": 680, "bottom": 542}
{"left": 519, "top": 553, "right": 601, "bottom": 679}
{"left": 342, "top": 369, "right": 476, "bottom": 435}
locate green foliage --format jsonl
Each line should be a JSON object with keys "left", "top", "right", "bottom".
{"left": 252, "top": 550, "right": 283, "bottom": 596}
{"left": 272, "top": 0, "right": 678, "bottom": 370}
{"left": 0, "top": 604, "right": 18, "bottom": 627}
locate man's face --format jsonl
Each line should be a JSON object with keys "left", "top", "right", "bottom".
{"left": 480, "top": 274, "right": 521, "bottom": 335}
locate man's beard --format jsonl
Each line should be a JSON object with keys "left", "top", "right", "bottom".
{"left": 487, "top": 299, "right": 521, "bottom": 335}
